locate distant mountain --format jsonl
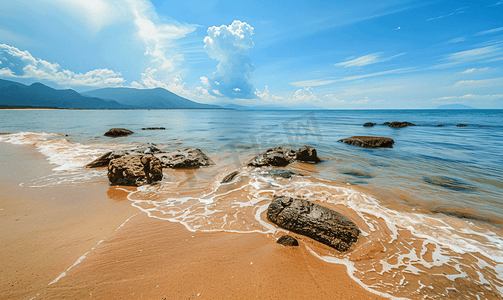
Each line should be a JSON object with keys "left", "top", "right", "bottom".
{"left": 0, "top": 79, "right": 129, "bottom": 109}
{"left": 221, "top": 103, "right": 324, "bottom": 110}
{"left": 437, "top": 104, "right": 475, "bottom": 109}
{"left": 84, "top": 87, "right": 222, "bottom": 109}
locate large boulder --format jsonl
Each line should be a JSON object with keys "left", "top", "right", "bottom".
{"left": 104, "top": 128, "right": 134, "bottom": 137}
{"left": 295, "top": 145, "right": 321, "bottom": 163}
{"left": 108, "top": 154, "right": 163, "bottom": 186}
{"left": 277, "top": 235, "right": 299, "bottom": 246}
{"left": 389, "top": 121, "right": 417, "bottom": 128}
{"left": 267, "top": 197, "right": 359, "bottom": 252}
{"left": 339, "top": 136, "right": 394, "bottom": 148}
{"left": 247, "top": 145, "right": 321, "bottom": 167}
{"left": 86, "top": 144, "right": 162, "bottom": 168}
{"left": 158, "top": 147, "right": 214, "bottom": 168}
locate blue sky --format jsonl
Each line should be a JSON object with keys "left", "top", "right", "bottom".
{"left": 1, "top": 0, "right": 502, "bottom": 108}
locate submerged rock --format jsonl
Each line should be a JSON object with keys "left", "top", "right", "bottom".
{"left": 247, "top": 145, "right": 321, "bottom": 167}
{"left": 267, "top": 196, "right": 360, "bottom": 252}
{"left": 108, "top": 154, "right": 163, "bottom": 186}
{"left": 457, "top": 124, "right": 468, "bottom": 127}
{"left": 277, "top": 235, "right": 299, "bottom": 246}
{"left": 389, "top": 121, "right": 417, "bottom": 128}
{"left": 221, "top": 171, "right": 240, "bottom": 183}
{"left": 142, "top": 127, "right": 166, "bottom": 130}
{"left": 363, "top": 122, "right": 376, "bottom": 127}
{"left": 338, "top": 136, "right": 394, "bottom": 148}
{"left": 260, "top": 169, "right": 303, "bottom": 179}
{"left": 423, "top": 175, "right": 476, "bottom": 192}
{"left": 158, "top": 147, "right": 214, "bottom": 168}
{"left": 104, "top": 128, "right": 134, "bottom": 137}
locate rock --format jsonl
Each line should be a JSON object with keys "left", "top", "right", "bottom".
{"left": 381, "top": 122, "right": 390, "bottom": 125}
{"left": 423, "top": 175, "right": 476, "bottom": 191}
{"left": 247, "top": 147, "right": 296, "bottom": 167}
{"left": 221, "top": 171, "right": 240, "bottom": 183}
{"left": 295, "top": 145, "right": 321, "bottom": 163}
{"left": 267, "top": 197, "right": 360, "bottom": 252}
{"left": 142, "top": 127, "right": 166, "bottom": 130}
{"left": 104, "top": 128, "right": 134, "bottom": 137}
{"left": 436, "top": 125, "right": 444, "bottom": 127}
{"left": 108, "top": 154, "right": 163, "bottom": 186}
{"left": 338, "top": 136, "right": 394, "bottom": 148}
{"left": 277, "top": 235, "right": 299, "bottom": 246}
{"left": 158, "top": 147, "right": 214, "bottom": 168}
{"left": 247, "top": 146, "right": 321, "bottom": 167}
{"left": 260, "top": 169, "right": 303, "bottom": 179}
{"left": 341, "top": 170, "right": 374, "bottom": 179}
{"left": 363, "top": 122, "right": 376, "bottom": 127}
{"left": 86, "top": 144, "right": 162, "bottom": 168}
{"left": 457, "top": 124, "right": 468, "bottom": 127}
{"left": 388, "top": 121, "right": 417, "bottom": 128}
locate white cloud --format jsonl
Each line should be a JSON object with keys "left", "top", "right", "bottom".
{"left": 453, "top": 77, "right": 503, "bottom": 87}
{"left": 203, "top": 20, "right": 256, "bottom": 99}
{"left": 0, "top": 44, "right": 125, "bottom": 87}
{"left": 322, "top": 94, "right": 345, "bottom": 103}
{"left": 351, "top": 96, "right": 371, "bottom": 104}
{"left": 447, "top": 37, "right": 466, "bottom": 44}
{"left": 127, "top": 0, "right": 197, "bottom": 73}
{"left": 426, "top": 9, "right": 464, "bottom": 21}
{"left": 431, "top": 94, "right": 503, "bottom": 101}
{"left": 461, "top": 67, "right": 490, "bottom": 74}
{"left": 200, "top": 76, "right": 209, "bottom": 86}
{"left": 476, "top": 27, "right": 503, "bottom": 36}
{"left": 289, "top": 87, "right": 321, "bottom": 102}
{"left": 431, "top": 45, "right": 503, "bottom": 69}
{"left": 334, "top": 52, "right": 404, "bottom": 68}
{"left": 290, "top": 68, "right": 412, "bottom": 87}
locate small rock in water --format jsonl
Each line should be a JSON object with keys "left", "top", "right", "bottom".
{"left": 338, "top": 136, "right": 394, "bottom": 148}
{"left": 158, "top": 147, "right": 214, "bottom": 168}
{"left": 457, "top": 124, "right": 468, "bottom": 127}
{"left": 247, "top": 145, "right": 321, "bottom": 167}
{"left": 363, "top": 122, "right": 376, "bottom": 127}
{"left": 267, "top": 196, "right": 360, "bottom": 252}
{"left": 276, "top": 235, "right": 299, "bottom": 246}
{"left": 104, "top": 128, "right": 134, "bottom": 137}
{"left": 388, "top": 121, "right": 417, "bottom": 128}
{"left": 295, "top": 145, "right": 321, "bottom": 163}
{"left": 141, "top": 127, "right": 166, "bottom": 130}
{"left": 423, "top": 175, "right": 476, "bottom": 192}
{"left": 221, "top": 171, "right": 240, "bottom": 183}
{"left": 260, "top": 169, "right": 302, "bottom": 179}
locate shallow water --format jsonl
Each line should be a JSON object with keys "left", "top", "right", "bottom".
{"left": 1, "top": 109, "right": 502, "bottom": 299}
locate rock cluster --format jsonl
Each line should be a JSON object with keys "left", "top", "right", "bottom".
{"left": 267, "top": 196, "right": 360, "bottom": 252}
{"left": 247, "top": 145, "right": 320, "bottom": 167}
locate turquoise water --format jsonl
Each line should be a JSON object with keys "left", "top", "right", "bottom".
{"left": 1, "top": 109, "right": 503, "bottom": 299}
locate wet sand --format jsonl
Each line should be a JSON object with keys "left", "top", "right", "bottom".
{"left": 0, "top": 143, "right": 386, "bottom": 300}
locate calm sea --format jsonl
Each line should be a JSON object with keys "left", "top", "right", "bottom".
{"left": 1, "top": 109, "right": 502, "bottom": 299}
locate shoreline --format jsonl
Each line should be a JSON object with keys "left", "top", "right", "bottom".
{"left": 0, "top": 142, "right": 386, "bottom": 300}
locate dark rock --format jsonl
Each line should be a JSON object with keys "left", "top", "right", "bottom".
{"left": 363, "top": 122, "right": 376, "bottom": 127}
{"left": 267, "top": 197, "right": 359, "bottom": 252}
{"left": 338, "top": 136, "right": 394, "bottom": 148}
{"left": 295, "top": 145, "right": 321, "bottom": 163}
{"left": 247, "top": 146, "right": 321, "bottom": 167}
{"left": 341, "top": 170, "right": 374, "bottom": 179}
{"left": 457, "top": 124, "right": 468, "bottom": 127}
{"left": 247, "top": 147, "right": 296, "bottom": 167}
{"left": 142, "top": 127, "right": 166, "bottom": 130}
{"left": 436, "top": 125, "right": 444, "bottom": 127}
{"left": 221, "top": 171, "right": 240, "bottom": 183}
{"left": 381, "top": 122, "right": 390, "bottom": 125}
{"left": 389, "top": 121, "right": 417, "bottom": 128}
{"left": 158, "top": 147, "right": 214, "bottom": 168}
{"left": 104, "top": 128, "right": 134, "bottom": 137}
{"left": 277, "top": 235, "right": 299, "bottom": 246}
{"left": 108, "top": 154, "right": 163, "bottom": 186}
{"left": 260, "top": 169, "right": 303, "bottom": 179}
{"left": 423, "top": 175, "right": 476, "bottom": 192}
{"left": 86, "top": 144, "right": 162, "bottom": 168}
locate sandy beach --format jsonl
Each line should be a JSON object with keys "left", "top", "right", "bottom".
{"left": 0, "top": 142, "right": 386, "bottom": 299}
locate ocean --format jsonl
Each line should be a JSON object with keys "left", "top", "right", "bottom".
{"left": 1, "top": 109, "right": 502, "bottom": 299}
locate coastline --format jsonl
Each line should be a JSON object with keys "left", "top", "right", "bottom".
{"left": 0, "top": 142, "right": 386, "bottom": 299}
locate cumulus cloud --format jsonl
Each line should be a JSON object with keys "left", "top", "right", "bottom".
{"left": 334, "top": 52, "right": 405, "bottom": 68}
{"left": 203, "top": 20, "right": 256, "bottom": 99}
{"left": 0, "top": 44, "right": 125, "bottom": 87}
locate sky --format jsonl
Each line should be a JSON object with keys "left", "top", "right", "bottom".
{"left": 0, "top": 0, "right": 502, "bottom": 109}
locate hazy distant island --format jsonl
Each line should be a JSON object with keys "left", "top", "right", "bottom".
{"left": 436, "top": 104, "right": 476, "bottom": 109}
